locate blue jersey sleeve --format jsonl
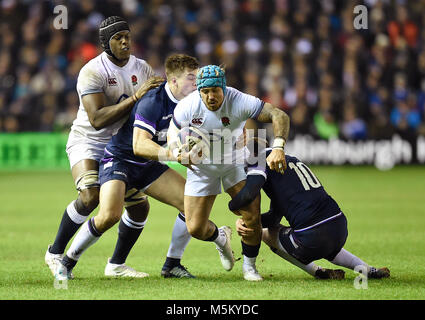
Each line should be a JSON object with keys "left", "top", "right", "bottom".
{"left": 228, "top": 174, "right": 266, "bottom": 211}
{"left": 133, "top": 96, "right": 162, "bottom": 136}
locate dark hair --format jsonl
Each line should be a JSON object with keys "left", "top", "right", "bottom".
{"left": 165, "top": 54, "right": 199, "bottom": 77}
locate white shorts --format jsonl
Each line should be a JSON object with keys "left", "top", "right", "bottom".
{"left": 66, "top": 130, "right": 108, "bottom": 169}
{"left": 184, "top": 163, "right": 247, "bottom": 196}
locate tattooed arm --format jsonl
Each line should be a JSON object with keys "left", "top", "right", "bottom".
{"left": 256, "top": 102, "right": 290, "bottom": 142}
{"left": 256, "top": 103, "right": 290, "bottom": 174}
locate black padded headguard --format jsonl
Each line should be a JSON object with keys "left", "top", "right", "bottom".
{"left": 99, "top": 16, "right": 130, "bottom": 60}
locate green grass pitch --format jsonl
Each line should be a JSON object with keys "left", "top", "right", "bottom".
{"left": 0, "top": 165, "right": 424, "bottom": 300}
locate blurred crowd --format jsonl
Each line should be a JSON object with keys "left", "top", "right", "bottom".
{"left": 1, "top": 0, "right": 425, "bottom": 142}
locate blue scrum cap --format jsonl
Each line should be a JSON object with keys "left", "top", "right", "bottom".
{"left": 196, "top": 65, "right": 226, "bottom": 94}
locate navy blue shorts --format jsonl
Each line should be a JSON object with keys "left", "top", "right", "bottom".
{"left": 99, "top": 156, "right": 169, "bottom": 192}
{"left": 278, "top": 213, "right": 348, "bottom": 265}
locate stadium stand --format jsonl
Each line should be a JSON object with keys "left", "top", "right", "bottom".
{"left": 0, "top": 0, "right": 424, "bottom": 143}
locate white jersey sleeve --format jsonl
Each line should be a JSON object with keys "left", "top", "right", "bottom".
{"left": 76, "top": 63, "right": 105, "bottom": 97}
{"left": 172, "top": 93, "right": 194, "bottom": 129}
{"left": 70, "top": 53, "right": 155, "bottom": 144}
{"left": 225, "top": 87, "right": 264, "bottom": 120}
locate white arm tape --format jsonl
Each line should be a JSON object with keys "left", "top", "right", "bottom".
{"left": 272, "top": 137, "right": 286, "bottom": 149}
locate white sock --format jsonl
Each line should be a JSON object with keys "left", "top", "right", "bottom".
{"left": 272, "top": 242, "right": 318, "bottom": 276}
{"left": 66, "top": 200, "right": 87, "bottom": 224}
{"left": 66, "top": 218, "right": 101, "bottom": 261}
{"left": 166, "top": 213, "right": 191, "bottom": 259}
{"left": 122, "top": 210, "right": 147, "bottom": 230}
{"left": 330, "top": 248, "right": 370, "bottom": 272}
{"left": 213, "top": 227, "right": 227, "bottom": 248}
{"left": 243, "top": 255, "right": 257, "bottom": 267}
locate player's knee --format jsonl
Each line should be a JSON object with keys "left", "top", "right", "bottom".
{"left": 185, "top": 223, "right": 199, "bottom": 238}
{"left": 126, "top": 199, "right": 150, "bottom": 223}
{"left": 186, "top": 221, "right": 206, "bottom": 239}
{"left": 136, "top": 198, "right": 150, "bottom": 217}
{"left": 76, "top": 188, "right": 99, "bottom": 214}
{"left": 97, "top": 209, "right": 121, "bottom": 231}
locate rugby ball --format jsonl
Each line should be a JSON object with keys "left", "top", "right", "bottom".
{"left": 177, "top": 126, "right": 210, "bottom": 159}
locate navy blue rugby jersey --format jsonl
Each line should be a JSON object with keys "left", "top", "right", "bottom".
{"left": 248, "top": 150, "right": 341, "bottom": 230}
{"left": 105, "top": 82, "right": 178, "bottom": 164}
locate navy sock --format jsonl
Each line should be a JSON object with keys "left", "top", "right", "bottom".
{"left": 62, "top": 255, "right": 78, "bottom": 271}
{"left": 162, "top": 257, "right": 181, "bottom": 270}
{"left": 50, "top": 209, "right": 84, "bottom": 254}
{"left": 109, "top": 218, "right": 143, "bottom": 265}
{"left": 241, "top": 241, "right": 261, "bottom": 258}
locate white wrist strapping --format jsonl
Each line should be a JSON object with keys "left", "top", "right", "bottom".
{"left": 272, "top": 137, "right": 286, "bottom": 149}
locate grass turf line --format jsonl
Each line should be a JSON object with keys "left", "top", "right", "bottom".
{"left": 0, "top": 166, "right": 424, "bottom": 300}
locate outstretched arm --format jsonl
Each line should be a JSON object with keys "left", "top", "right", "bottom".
{"left": 133, "top": 116, "right": 195, "bottom": 164}
{"left": 256, "top": 103, "right": 290, "bottom": 174}
{"left": 133, "top": 127, "right": 176, "bottom": 161}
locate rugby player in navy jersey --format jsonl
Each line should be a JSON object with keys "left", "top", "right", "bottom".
{"left": 55, "top": 54, "right": 200, "bottom": 280}
{"left": 230, "top": 138, "right": 390, "bottom": 280}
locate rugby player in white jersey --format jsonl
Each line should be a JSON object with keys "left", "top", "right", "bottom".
{"left": 55, "top": 54, "right": 199, "bottom": 281}
{"left": 168, "top": 65, "right": 290, "bottom": 281}
{"left": 45, "top": 16, "right": 191, "bottom": 278}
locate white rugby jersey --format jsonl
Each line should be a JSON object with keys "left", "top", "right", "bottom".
{"left": 173, "top": 87, "right": 264, "bottom": 164}
{"left": 71, "top": 52, "right": 155, "bottom": 143}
